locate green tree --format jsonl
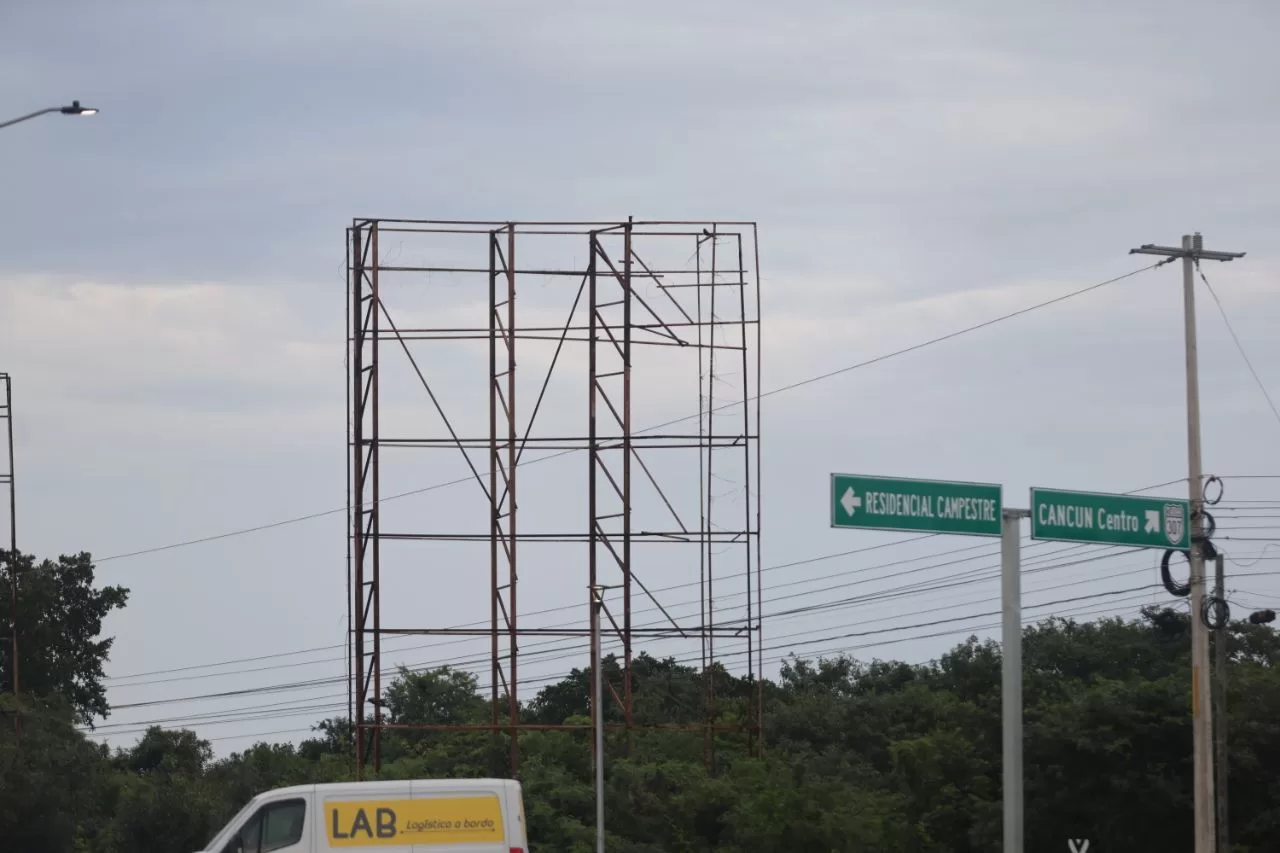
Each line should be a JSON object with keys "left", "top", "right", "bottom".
{"left": 101, "top": 727, "right": 222, "bottom": 853}
{"left": 0, "top": 693, "right": 113, "bottom": 853}
{"left": 379, "top": 665, "right": 499, "bottom": 776}
{"left": 0, "top": 550, "right": 129, "bottom": 725}
{"left": 11, "top": 596, "right": 1280, "bottom": 853}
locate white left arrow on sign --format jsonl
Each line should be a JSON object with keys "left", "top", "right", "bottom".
{"left": 841, "top": 487, "right": 862, "bottom": 517}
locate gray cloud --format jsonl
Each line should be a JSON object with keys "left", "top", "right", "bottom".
{"left": 3, "top": 0, "right": 1279, "bottom": 754}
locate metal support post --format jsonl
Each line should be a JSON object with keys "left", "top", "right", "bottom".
{"left": 2, "top": 375, "right": 17, "bottom": 745}
{"left": 591, "top": 585, "right": 606, "bottom": 853}
{"left": 1002, "top": 507, "right": 1029, "bottom": 853}
{"left": 1214, "top": 553, "right": 1229, "bottom": 853}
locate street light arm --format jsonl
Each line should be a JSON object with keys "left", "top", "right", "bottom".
{"left": 0, "top": 107, "right": 61, "bottom": 130}
{"left": 0, "top": 101, "right": 97, "bottom": 131}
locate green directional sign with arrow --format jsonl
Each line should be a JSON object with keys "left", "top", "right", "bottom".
{"left": 1030, "top": 487, "right": 1190, "bottom": 550}
{"left": 830, "top": 473, "right": 1003, "bottom": 537}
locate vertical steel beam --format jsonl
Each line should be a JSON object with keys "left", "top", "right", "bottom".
{"left": 704, "top": 225, "right": 719, "bottom": 775}
{"left": 487, "top": 225, "right": 521, "bottom": 774}
{"left": 505, "top": 224, "right": 520, "bottom": 775}
{"left": 350, "top": 220, "right": 382, "bottom": 777}
{"left": 2, "top": 374, "right": 17, "bottom": 745}
{"left": 344, "top": 227, "right": 354, "bottom": 772}
{"left": 369, "top": 221, "right": 382, "bottom": 774}
{"left": 752, "top": 225, "right": 765, "bottom": 750}
{"left": 586, "top": 232, "right": 600, "bottom": 764}
{"left": 349, "top": 225, "right": 367, "bottom": 778}
{"left": 734, "top": 233, "right": 758, "bottom": 756}
{"left": 695, "top": 236, "right": 708, "bottom": 764}
{"left": 488, "top": 229, "right": 501, "bottom": 760}
{"left": 621, "top": 221, "right": 634, "bottom": 737}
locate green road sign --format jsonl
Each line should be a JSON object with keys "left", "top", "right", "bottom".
{"left": 1030, "top": 487, "right": 1190, "bottom": 550}
{"left": 830, "top": 473, "right": 1003, "bottom": 537}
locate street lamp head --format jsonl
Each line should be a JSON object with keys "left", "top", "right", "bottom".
{"left": 59, "top": 100, "right": 98, "bottom": 116}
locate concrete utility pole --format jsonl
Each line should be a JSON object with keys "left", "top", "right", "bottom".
{"left": 1130, "top": 234, "right": 1245, "bottom": 853}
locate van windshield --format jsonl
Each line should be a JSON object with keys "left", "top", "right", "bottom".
{"left": 204, "top": 799, "right": 256, "bottom": 851}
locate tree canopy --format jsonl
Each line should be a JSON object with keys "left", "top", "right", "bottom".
{"left": 1, "top": 549, "right": 129, "bottom": 724}
{"left": 3, "top": 548, "right": 1280, "bottom": 852}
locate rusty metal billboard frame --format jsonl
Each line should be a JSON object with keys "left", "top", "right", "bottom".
{"left": 347, "top": 218, "right": 762, "bottom": 779}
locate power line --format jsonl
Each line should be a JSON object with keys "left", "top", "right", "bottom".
{"left": 115, "top": 571, "right": 1274, "bottom": 742}
{"left": 1197, "top": 265, "right": 1280, "bottom": 433}
{"left": 107, "top": 522, "right": 1249, "bottom": 706}
{"left": 93, "top": 545, "right": 1193, "bottom": 717}
{"left": 110, "top": 571, "right": 1269, "bottom": 742}
{"left": 92, "top": 262, "right": 1169, "bottom": 566}
{"left": 107, "top": 591, "right": 1131, "bottom": 742}
{"left": 103, "top": 534, "right": 1033, "bottom": 686}
{"left": 104, "top": 533, "right": 941, "bottom": 682}
{"left": 736, "top": 261, "right": 1169, "bottom": 404}
{"left": 103, "top": 537, "right": 1117, "bottom": 690}
{"left": 91, "top": 595, "right": 1160, "bottom": 746}
{"left": 105, "top": 478, "right": 1195, "bottom": 684}
{"left": 764, "top": 585, "right": 1160, "bottom": 654}
{"left": 91, "top": 591, "right": 1151, "bottom": 735}
{"left": 97, "top": 558, "right": 1177, "bottom": 732}
{"left": 93, "top": 533, "right": 1274, "bottom": 735}
{"left": 87, "top": 590, "right": 1173, "bottom": 741}
{"left": 99, "top": 566, "right": 1236, "bottom": 747}
{"left": 96, "top": 549, "right": 1112, "bottom": 713}
{"left": 87, "top": 484, "right": 1269, "bottom": 732}
{"left": 101, "top": 557, "right": 1280, "bottom": 740}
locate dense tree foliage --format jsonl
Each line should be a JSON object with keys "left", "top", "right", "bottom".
{"left": 3, "top": 549, "right": 1280, "bottom": 852}
{"left": 1, "top": 550, "right": 129, "bottom": 723}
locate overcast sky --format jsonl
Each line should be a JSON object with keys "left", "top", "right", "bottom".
{"left": 3, "top": 0, "right": 1279, "bottom": 757}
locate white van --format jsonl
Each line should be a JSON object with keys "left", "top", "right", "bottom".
{"left": 197, "top": 778, "right": 530, "bottom": 853}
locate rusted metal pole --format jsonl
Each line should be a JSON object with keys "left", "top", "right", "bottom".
{"left": 734, "top": 234, "right": 758, "bottom": 756}
{"left": 1215, "top": 553, "right": 1229, "bottom": 853}
{"left": 591, "top": 585, "right": 606, "bottom": 853}
{"left": 587, "top": 231, "right": 600, "bottom": 775}
{"left": 705, "top": 225, "right": 719, "bottom": 775}
{"left": 506, "top": 224, "right": 520, "bottom": 776}
{"left": 3, "top": 375, "right": 18, "bottom": 746}
{"left": 488, "top": 229, "right": 502, "bottom": 765}
{"left": 752, "top": 224, "right": 764, "bottom": 750}
{"left": 349, "top": 227, "right": 366, "bottom": 778}
{"left": 370, "top": 221, "right": 383, "bottom": 774}
{"left": 621, "top": 219, "right": 634, "bottom": 742}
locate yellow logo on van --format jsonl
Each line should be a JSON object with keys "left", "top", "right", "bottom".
{"left": 326, "top": 796, "right": 504, "bottom": 847}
